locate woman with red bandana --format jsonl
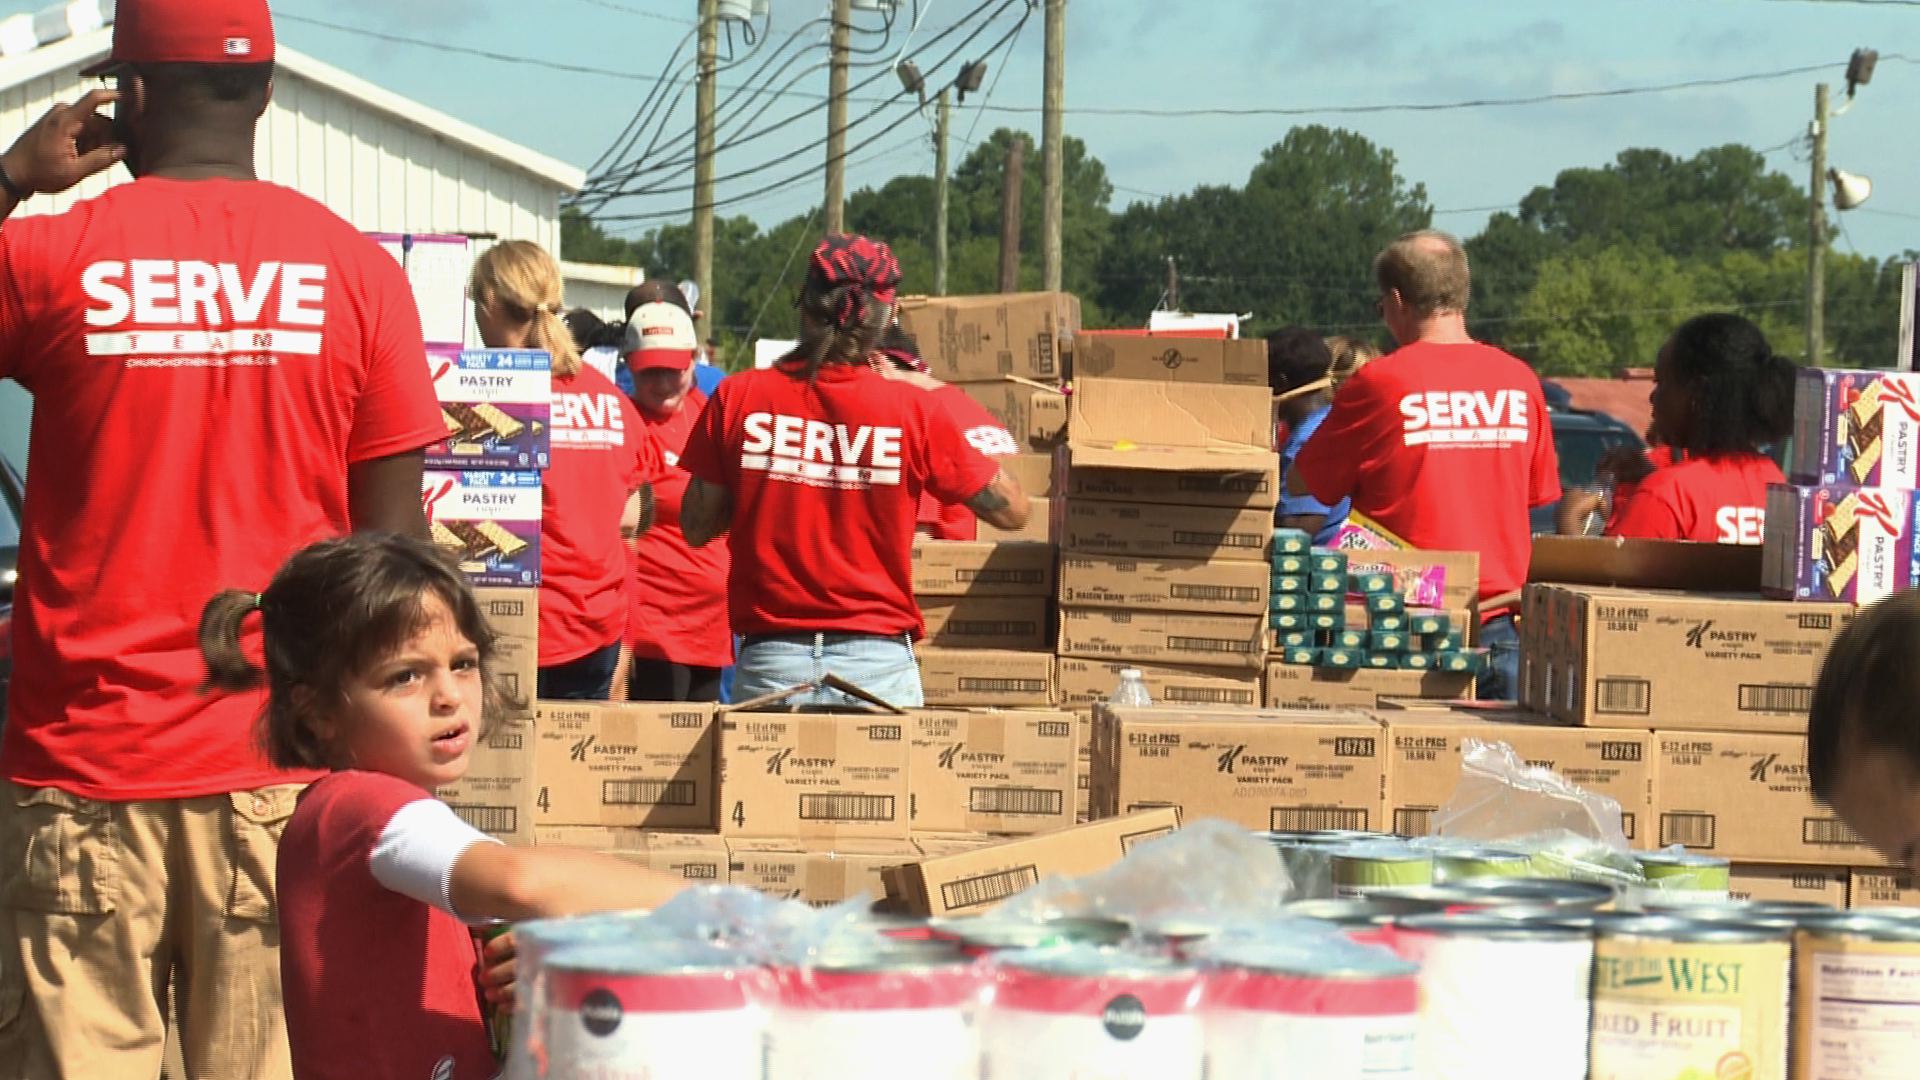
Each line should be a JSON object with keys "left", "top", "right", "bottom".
{"left": 676, "top": 235, "right": 1030, "bottom": 707}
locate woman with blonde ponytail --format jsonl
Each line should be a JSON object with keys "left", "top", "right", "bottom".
{"left": 470, "top": 241, "right": 662, "bottom": 699}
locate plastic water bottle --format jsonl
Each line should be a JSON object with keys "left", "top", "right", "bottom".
{"left": 1109, "top": 668, "right": 1153, "bottom": 707}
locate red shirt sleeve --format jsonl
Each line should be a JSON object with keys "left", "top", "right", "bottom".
{"left": 0, "top": 218, "right": 50, "bottom": 384}
{"left": 1607, "top": 479, "right": 1684, "bottom": 541}
{"left": 1294, "top": 368, "right": 1385, "bottom": 505}
{"left": 1527, "top": 376, "right": 1563, "bottom": 508}
{"left": 677, "top": 380, "right": 733, "bottom": 487}
{"left": 920, "top": 393, "right": 1000, "bottom": 506}
{"left": 346, "top": 250, "right": 443, "bottom": 464}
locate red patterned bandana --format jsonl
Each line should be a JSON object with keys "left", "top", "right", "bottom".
{"left": 807, "top": 234, "right": 902, "bottom": 331}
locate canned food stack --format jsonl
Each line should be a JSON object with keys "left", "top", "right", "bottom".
{"left": 1269, "top": 533, "right": 1487, "bottom": 677}
{"left": 912, "top": 538, "right": 1059, "bottom": 709}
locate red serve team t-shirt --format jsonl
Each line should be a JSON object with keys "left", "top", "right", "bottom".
{"left": 627, "top": 387, "right": 735, "bottom": 668}
{"left": 1608, "top": 452, "right": 1783, "bottom": 545}
{"left": 679, "top": 360, "right": 997, "bottom": 638}
{"left": 0, "top": 179, "right": 443, "bottom": 800}
{"left": 1295, "top": 341, "right": 1561, "bottom": 608}
{"left": 917, "top": 385, "right": 1021, "bottom": 541}
{"left": 540, "top": 365, "right": 661, "bottom": 666}
{"left": 278, "top": 771, "right": 496, "bottom": 1080}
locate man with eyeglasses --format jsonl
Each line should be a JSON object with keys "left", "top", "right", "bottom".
{"left": 1293, "top": 230, "right": 1560, "bottom": 701}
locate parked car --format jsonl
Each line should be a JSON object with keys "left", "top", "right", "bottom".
{"left": 1531, "top": 406, "right": 1645, "bottom": 535}
{"left": 0, "top": 455, "right": 19, "bottom": 726}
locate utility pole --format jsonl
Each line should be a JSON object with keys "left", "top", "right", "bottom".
{"left": 1040, "top": 0, "right": 1066, "bottom": 291}
{"left": 824, "top": 0, "right": 852, "bottom": 235}
{"left": 998, "top": 137, "right": 1025, "bottom": 293}
{"left": 1164, "top": 256, "right": 1180, "bottom": 313}
{"left": 934, "top": 89, "right": 951, "bottom": 296}
{"left": 1808, "top": 82, "right": 1829, "bottom": 367}
{"left": 692, "top": 0, "right": 718, "bottom": 345}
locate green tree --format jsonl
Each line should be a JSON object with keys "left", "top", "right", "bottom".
{"left": 1096, "top": 125, "right": 1430, "bottom": 334}
{"left": 560, "top": 207, "right": 643, "bottom": 266}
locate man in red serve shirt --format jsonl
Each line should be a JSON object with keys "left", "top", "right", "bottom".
{"left": 1294, "top": 231, "right": 1560, "bottom": 701}
{"left": 0, "top": 2, "right": 444, "bottom": 1076}
{"left": 678, "top": 235, "right": 1029, "bottom": 707}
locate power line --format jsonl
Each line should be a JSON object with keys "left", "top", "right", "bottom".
{"left": 556, "top": 0, "right": 700, "bottom": 25}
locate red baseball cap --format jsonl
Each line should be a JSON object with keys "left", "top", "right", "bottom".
{"left": 83, "top": 0, "right": 276, "bottom": 76}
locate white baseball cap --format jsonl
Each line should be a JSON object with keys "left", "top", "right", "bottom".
{"left": 623, "top": 301, "right": 698, "bottom": 371}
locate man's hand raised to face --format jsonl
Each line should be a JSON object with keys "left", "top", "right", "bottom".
{"left": 2, "top": 89, "right": 126, "bottom": 197}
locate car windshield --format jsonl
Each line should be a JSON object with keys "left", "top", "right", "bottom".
{"left": 1556, "top": 428, "right": 1639, "bottom": 490}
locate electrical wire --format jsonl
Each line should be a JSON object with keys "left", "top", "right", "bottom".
{"left": 556, "top": 0, "right": 700, "bottom": 24}
{"left": 582, "top": 0, "right": 1022, "bottom": 201}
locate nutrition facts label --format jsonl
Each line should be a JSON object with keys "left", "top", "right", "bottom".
{"left": 1809, "top": 953, "right": 1920, "bottom": 1077}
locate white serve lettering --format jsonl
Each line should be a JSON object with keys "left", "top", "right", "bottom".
{"left": 740, "top": 411, "right": 904, "bottom": 488}
{"left": 965, "top": 424, "right": 1022, "bottom": 457}
{"left": 1398, "top": 389, "right": 1530, "bottom": 448}
{"left": 82, "top": 260, "right": 328, "bottom": 366}
{"left": 552, "top": 392, "right": 628, "bottom": 448}
{"left": 1715, "top": 505, "right": 1765, "bottom": 545}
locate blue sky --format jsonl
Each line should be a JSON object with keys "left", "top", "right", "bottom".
{"left": 13, "top": 0, "right": 1920, "bottom": 257}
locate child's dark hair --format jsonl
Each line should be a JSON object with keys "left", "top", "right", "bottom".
{"left": 1265, "top": 327, "right": 1334, "bottom": 394}
{"left": 1808, "top": 592, "right": 1920, "bottom": 801}
{"left": 1665, "top": 313, "right": 1797, "bottom": 455}
{"left": 199, "top": 533, "right": 518, "bottom": 771}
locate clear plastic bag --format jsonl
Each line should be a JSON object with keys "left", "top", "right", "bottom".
{"left": 1428, "top": 738, "right": 1645, "bottom": 887}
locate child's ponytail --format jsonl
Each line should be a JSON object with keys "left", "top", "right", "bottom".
{"left": 199, "top": 589, "right": 267, "bottom": 692}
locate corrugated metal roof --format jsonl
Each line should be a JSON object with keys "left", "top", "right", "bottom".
{"left": 0, "top": 1, "right": 584, "bottom": 192}
{"left": 1551, "top": 375, "right": 1655, "bottom": 438}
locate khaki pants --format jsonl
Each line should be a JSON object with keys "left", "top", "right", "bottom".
{"left": 0, "top": 781, "right": 303, "bottom": 1080}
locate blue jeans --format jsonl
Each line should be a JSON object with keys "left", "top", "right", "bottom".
{"left": 1477, "top": 614, "right": 1520, "bottom": 702}
{"left": 537, "top": 641, "right": 621, "bottom": 701}
{"left": 733, "top": 633, "right": 924, "bottom": 708}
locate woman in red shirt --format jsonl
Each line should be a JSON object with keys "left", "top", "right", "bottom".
{"left": 469, "top": 242, "right": 658, "bottom": 699}
{"left": 676, "top": 235, "right": 1029, "bottom": 708}
{"left": 868, "top": 324, "right": 1024, "bottom": 541}
{"left": 1562, "top": 313, "right": 1793, "bottom": 544}
{"left": 618, "top": 301, "right": 733, "bottom": 701}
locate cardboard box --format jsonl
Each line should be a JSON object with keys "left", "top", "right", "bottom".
{"left": 1059, "top": 554, "right": 1270, "bottom": 617}
{"left": 422, "top": 470, "right": 543, "bottom": 587}
{"left": 981, "top": 496, "right": 1051, "bottom": 542}
{"left": 1764, "top": 484, "right": 1920, "bottom": 604}
{"left": 727, "top": 839, "right": 919, "bottom": 905}
{"left": 907, "top": 709, "right": 1078, "bottom": 835}
{"left": 1091, "top": 707, "right": 1385, "bottom": 833}
{"left": 1072, "top": 333, "right": 1268, "bottom": 387}
{"left": 1379, "top": 712, "right": 1654, "bottom": 845}
{"left": 914, "top": 833, "right": 998, "bottom": 857}
{"left": 1265, "top": 664, "right": 1475, "bottom": 710}
{"left": 881, "top": 807, "right": 1182, "bottom": 916}
{"left": 1063, "top": 378, "right": 1274, "bottom": 474}
{"left": 916, "top": 649, "right": 1056, "bottom": 708}
{"left": 534, "top": 828, "right": 729, "bottom": 885}
{"left": 897, "top": 291, "right": 1079, "bottom": 383}
{"left": 1341, "top": 548, "right": 1481, "bottom": 613}
{"left": 475, "top": 587, "right": 537, "bottom": 719}
{"left": 1653, "top": 730, "right": 1875, "bottom": 866}
{"left": 1058, "top": 499, "right": 1270, "bottom": 563}
{"left": 437, "top": 719, "right": 537, "bottom": 845}
{"left": 1056, "top": 657, "right": 1265, "bottom": 710}
{"left": 718, "top": 713, "right": 911, "bottom": 840}
{"left": 1538, "top": 586, "right": 1851, "bottom": 732}
{"left": 1728, "top": 863, "right": 1849, "bottom": 907}
{"left": 1058, "top": 607, "right": 1267, "bottom": 671}
{"left": 1062, "top": 461, "right": 1280, "bottom": 511}
{"left": 425, "top": 346, "right": 552, "bottom": 470}
{"left": 1001, "top": 452, "right": 1056, "bottom": 498}
{"left": 1849, "top": 868, "right": 1920, "bottom": 908}
{"left": 532, "top": 703, "right": 718, "bottom": 829}
{"left": 911, "top": 540, "right": 1055, "bottom": 597}
{"left": 1531, "top": 535, "right": 1763, "bottom": 593}
{"left": 919, "top": 596, "right": 1050, "bottom": 651}
{"left": 954, "top": 378, "right": 1068, "bottom": 449}
{"left": 1788, "top": 368, "right": 1920, "bottom": 487}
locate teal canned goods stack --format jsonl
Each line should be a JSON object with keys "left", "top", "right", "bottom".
{"left": 1269, "top": 536, "right": 1489, "bottom": 676}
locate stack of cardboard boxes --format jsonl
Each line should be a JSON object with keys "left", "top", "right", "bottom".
{"left": 913, "top": 539, "right": 1057, "bottom": 709}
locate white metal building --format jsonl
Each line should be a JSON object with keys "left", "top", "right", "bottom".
{"left": 0, "top": 0, "right": 645, "bottom": 469}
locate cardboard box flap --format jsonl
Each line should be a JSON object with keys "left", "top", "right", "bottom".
{"left": 1530, "top": 535, "right": 1763, "bottom": 592}
{"left": 1067, "top": 378, "right": 1273, "bottom": 472}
